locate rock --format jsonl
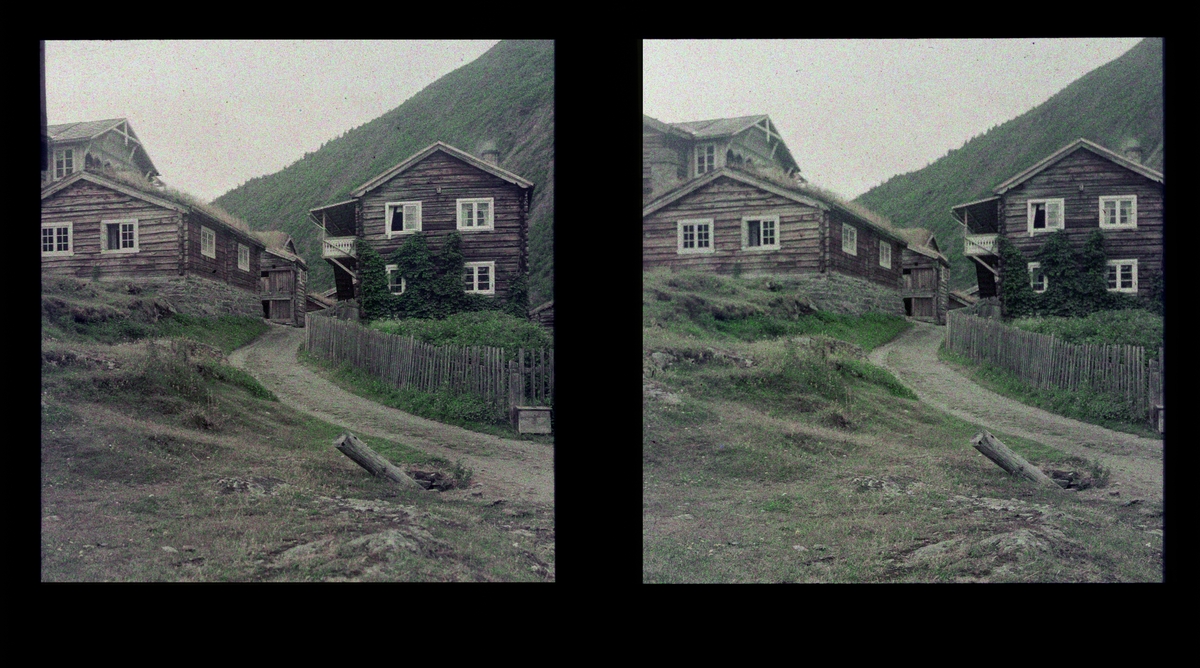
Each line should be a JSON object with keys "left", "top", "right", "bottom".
{"left": 650, "top": 352, "right": 676, "bottom": 370}
{"left": 182, "top": 545, "right": 196, "bottom": 552}
{"left": 161, "top": 546, "right": 178, "bottom": 553}
{"left": 793, "top": 545, "right": 807, "bottom": 551}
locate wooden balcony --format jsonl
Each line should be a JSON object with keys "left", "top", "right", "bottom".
{"left": 322, "top": 236, "right": 356, "bottom": 259}
{"left": 964, "top": 233, "right": 998, "bottom": 257}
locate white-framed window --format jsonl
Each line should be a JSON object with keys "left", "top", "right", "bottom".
{"left": 54, "top": 148, "right": 75, "bottom": 180}
{"left": 384, "top": 264, "right": 406, "bottom": 295}
{"left": 1106, "top": 259, "right": 1138, "bottom": 293}
{"left": 238, "top": 243, "right": 250, "bottom": 271}
{"left": 100, "top": 219, "right": 139, "bottom": 254}
{"left": 1028, "top": 262, "right": 1047, "bottom": 293}
{"left": 201, "top": 226, "right": 216, "bottom": 259}
{"left": 463, "top": 261, "right": 495, "bottom": 295}
{"left": 457, "top": 198, "right": 494, "bottom": 231}
{"left": 1099, "top": 195, "right": 1137, "bottom": 229}
{"left": 742, "top": 216, "right": 779, "bottom": 251}
{"left": 695, "top": 143, "right": 715, "bottom": 176}
{"left": 386, "top": 201, "right": 422, "bottom": 237}
{"left": 1028, "top": 198, "right": 1064, "bottom": 235}
{"left": 677, "top": 219, "right": 714, "bottom": 254}
{"left": 842, "top": 223, "right": 858, "bottom": 256}
{"left": 879, "top": 242, "right": 892, "bottom": 269}
{"left": 41, "top": 222, "right": 73, "bottom": 256}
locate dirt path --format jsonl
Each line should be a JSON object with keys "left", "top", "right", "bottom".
{"left": 869, "top": 321, "right": 1162, "bottom": 503}
{"left": 227, "top": 325, "right": 553, "bottom": 508}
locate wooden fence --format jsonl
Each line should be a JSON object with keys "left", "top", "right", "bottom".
{"left": 946, "top": 310, "right": 1163, "bottom": 425}
{"left": 304, "top": 312, "right": 553, "bottom": 411}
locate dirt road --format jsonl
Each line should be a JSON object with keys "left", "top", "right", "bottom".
{"left": 869, "top": 321, "right": 1162, "bottom": 503}
{"left": 227, "top": 325, "right": 553, "bottom": 508}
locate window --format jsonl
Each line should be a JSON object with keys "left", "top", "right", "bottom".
{"left": 742, "top": 216, "right": 779, "bottom": 251}
{"left": 1106, "top": 259, "right": 1137, "bottom": 293}
{"left": 100, "top": 219, "right": 139, "bottom": 254}
{"left": 238, "top": 243, "right": 250, "bottom": 271}
{"left": 1099, "top": 195, "right": 1137, "bottom": 229}
{"left": 879, "top": 242, "right": 892, "bottom": 269}
{"left": 463, "top": 261, "right": 495, "bottom": 295}
{"left": 384, "top": 264, "right": 406, "bottom": 295}
{"left": 54, "top": 148, "right": 75, "bottom": 179}
{"left": 457, "top": 198, "right": 494, "bottom": 231}
{"left": 842, "top": 223, "right": 858, "bottom": 255}
{"left": 677, "top": 219, "right": 714, "bottom": 254}
{"left": 1028, "top": 262, "right": 1046, "bottom": 293}
{"left": 696, "top": 143, "right": 715, "bottom": 176}
{"left": 201, "top": 226, "right": 216, "bottom": 258}
{"left": 1028, "top": 198, "right": 1064, "bottom": 235}
{"left": 41, "top": 222, "right": 73, "bottom": 256}
{"left": 386, "top": 201, "right": 422, "bottom": 237}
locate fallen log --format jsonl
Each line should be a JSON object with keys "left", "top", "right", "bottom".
{"left": 970, "top": 431, "right": 1060, "bottom": 489}
{"left": 333, "top": 432, "right": 423, "bottom": 489}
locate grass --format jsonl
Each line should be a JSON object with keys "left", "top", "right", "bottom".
{"left": 1009, "top": 309, "right": 1163, "bottom": 357}
{"left": 937, "top": 344, "right": 1161, "bottom": 440}
{"left": 369, "top": 310, "right": 552, "bottom": 353}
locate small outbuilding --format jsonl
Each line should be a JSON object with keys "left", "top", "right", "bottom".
{"left": 896, "top": 228, "right": 950, "bottom": 324}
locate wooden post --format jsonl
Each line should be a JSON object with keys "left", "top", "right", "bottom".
{"left": 971, "top": 431, "right": 1061, "bottom": 489}
{"left": 333, "top": 432, "right": 423, "bottom": 489}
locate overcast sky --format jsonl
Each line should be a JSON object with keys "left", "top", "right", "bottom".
{"left": 644, "top": 38, "right": 1145, "bottom": 200}
{"left": 44, "top": 40, "right": 499, "bottom": 202}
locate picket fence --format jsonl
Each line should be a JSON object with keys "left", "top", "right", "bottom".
{"left": 945, "top": 310, "right": 1163, "bottom": 426}
{"left": 304, "top": 312, "right": 553, "bottom": 411}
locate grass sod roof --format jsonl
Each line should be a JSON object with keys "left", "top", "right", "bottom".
{"left": 87, "top": 168, "right": 259, "bottom": 241}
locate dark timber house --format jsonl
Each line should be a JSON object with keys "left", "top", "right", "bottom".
{"left": 643, "top": 165, "right": 908, "bottom": 316}
{"left": 43, "top": 118, "right": 159, "bottom": 187}
{"left": 643, "top": 114, "right": 803, "bottom": 205}
{"left": 254, "top": 230, "right": 308, "bottom": 327}
{"left": 952, "top": 138, "right": 1164, "bottom": 303}
{"left": 896, "top": 228, "right": 950, "bottom": 324}
{"left": 312, "top": 141, "right": 534, "bottom": 309}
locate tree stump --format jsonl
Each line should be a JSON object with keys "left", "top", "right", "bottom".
{"left": 333, "top": 432, "right": 422, "bottom": 489}
{"left": 970, "top": 431, "right": 1060, "bottom": 489}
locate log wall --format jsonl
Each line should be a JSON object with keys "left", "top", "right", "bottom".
{"left": 825, "top": 209, "right": 905, "bottom": 290}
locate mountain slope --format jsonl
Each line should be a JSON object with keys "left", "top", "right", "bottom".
{"left": 213, "top": 40, "right": 555, "bottom": 304}
{"left": 855, "top": 38, "right": 1163, "bottom": 291}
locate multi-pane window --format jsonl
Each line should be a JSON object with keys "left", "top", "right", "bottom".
{"left": 1028, "top": 198, "right": 1064, "bottom": 234}
{"left": 1106, "top": 259, "right": 1137, "bottom": 293}
{"left": 201, "top": 226, "right": 216, "bottom": 258}
{"left": 696, "top": 144, "right": 715, "bottom": 175}
{"left": 385, "top": 264, "right": 406, "bottom": 295}
{"left": 238, "top": 243, "right": 250, "bottom": 271}
{"left": 54, "top": 148, "right": 75, "bottom": 179}
{"left": 41, "top": 223, "right": 72, "bottom": 256}
{"left": 842, "top": 223, "right": 858, "bottom": 255}
{"left": 457, "top": 198, "right": 494, "bottom": 230}
{"left": 1099, "top": 196, "right": 1137, "bottom": 229}
{"left": 386, "top": 201, "right": 422, "bottom": 237}
{"left": 678, "top": 219, "right": 714, "bottom": 254}
{"left": 879, "top": 242, "right": 892, "bottom": 268}
{"left": 1028, "top": 262, "right": 1046, "bottom": 293}
{"left": 101, "top": 219, "right": 138, "bottom": 253}
{"left": 743, "top": 216, "right": 779, "bottom": 250}
{"left": 463, "top": 261, "right": 495, "bottom": 294}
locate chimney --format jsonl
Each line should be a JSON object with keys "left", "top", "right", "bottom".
{"left": 1121, "top": 138, "right": 1143, "bottom": 164}
{"left": 478, "top": 140, "right": 499, "bottom": 165}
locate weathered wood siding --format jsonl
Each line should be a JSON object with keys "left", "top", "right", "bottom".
{"left": 357, "top": 151, "right": 527, "bottom": 301}
{"left": 183, "top": 214, "right": 261, "bottom": 294}
{"left": 1001, "top": 149, "right": 1163, "bottom": 298}
{"left": 260, "top": 251, "right": 307, "bottom": 326}
{"left": 642, "top": 175, "right": 822, "bottom": 275}
{"left": 826, "top": 210, "right": 904, "bottom": 290}
{"left": 642, "top": 128, "right": 689, "bottom": 202}
{"left": 41, "top": 179, "right": 184, "bottom": 280}
{"left": 901, "top": 249, "right": 949, "bottom": 324}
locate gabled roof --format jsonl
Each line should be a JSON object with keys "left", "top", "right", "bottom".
{"left": 351, "top": 141, "right": 534, "bottom": 198}
{"left": 42, "top": 170, "right": 186, "bottom": 214}
{"left": 993, "top": 138, "right": 1164, "bottom": 195}
{"left": 897, "top": 228, "right": 949, "bottom": 266}
{"left": 672, "top": 115, "right": 772, "bottom": 139}
{"left": 643, "top": 167, "right": 906, "bottom": 245}
{"left": 46, "top": 118, "right": 160, "bottom": 178}
{"left": 254, "top": 230, "right": 307, "bottom": 269}
{"left": 642, "top": 114, "right": 691, "bottom": 140}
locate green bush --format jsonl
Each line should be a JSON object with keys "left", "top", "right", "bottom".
{"left": 1010, "top": 309, "right": 1163, "bottom": 356}
{"left": 370, "top": 310, "right": 551, "bottom": 353}
{"left": 1000, "top": 230, "right": 1143, "bottom": 318}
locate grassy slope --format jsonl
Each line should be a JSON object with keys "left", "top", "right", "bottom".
{"left": 212, "top": 40, "right": 555, "bottom": 304}
{"left": 854, "top": 38, "right": 1163, "bottom": 292}
{"left": 642, "top": 271, "right": 1162, "bottom": 582}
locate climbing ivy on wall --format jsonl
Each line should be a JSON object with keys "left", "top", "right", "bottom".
{"left": 1000, "top": 230, "right": 1143, "bottom": 318}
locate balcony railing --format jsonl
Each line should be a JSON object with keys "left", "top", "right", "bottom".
{"left": 322, "top": 236, "right": 356, "bottom": 259}
{"left": 964, "top": 233, "right": 998, "bottom": 257}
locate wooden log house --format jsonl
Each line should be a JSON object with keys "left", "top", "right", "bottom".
{"left": 952, "top": 138, "right": 1164, "bottom": 303}
{"left": 643, "top": 165, "right": 908, "bottom": 314}
{"left": 897, "top": 228, "right": 950, "bottom": 324}
{"left": 41, "top": 169, "right": 264, "bottom": 294}
{"left": 311, "top": 141, "right": 534, "bottom": 308}
{"left": 43, "top": 118, "right": 160, "bottom": 187}
{"left": 254, "top": 230, "right": 308, "bottom": 327}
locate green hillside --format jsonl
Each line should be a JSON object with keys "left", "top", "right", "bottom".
{"left": 213, "top": 40, "right": 555, "bottom": 305}
{"left": 855, "top": 38, "right": 1163, "bottom": 292}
